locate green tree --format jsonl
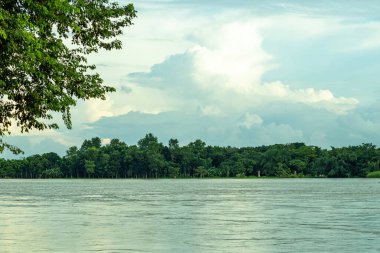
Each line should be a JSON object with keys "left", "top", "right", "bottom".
{"left": 167, "top": 164, "right": 180, "bottom": 178}
{"left": 195, "top": 166, "right": 207, "bottom": 178}
{"left": 0, "top": 0, "right": 136, "bottom": 153}
{"left": 41, "top": 167, "right": 63, "bottom": 178}
{"left": 63, "top": 146, "right": 80, "bottom": 178}
{"left": 125, "top": 145, "right": 144, "bottom": 178}
{"left": 259, "top": 145, "right": 290, "bottom": 176}
{"left": 288, "top": 159, "right": 306, "bottom": 175}
{"left": 72, "top": 137, "right": 102, "bottom": 177}
{"left": 84, "top": 160, "right": 95, "bottom": 178}
{"left": 182, "top": 140, "right": 207, "bottom": 177}
{"left": 137, "top": 133, "right": 166, "bottom": 178}
{"left": 25, "top": 154, "right": 47, "bottom": 178}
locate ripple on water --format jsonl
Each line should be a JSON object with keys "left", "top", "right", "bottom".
{"left": 0, "top": 179, "right": 379, "bottom": 253}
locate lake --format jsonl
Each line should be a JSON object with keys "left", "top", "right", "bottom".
{"left": 0, "top": 179, "right": 379, "bottom": 252}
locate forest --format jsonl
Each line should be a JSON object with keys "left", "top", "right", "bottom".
{"left": 1, "top": 133, "right": 380, "bottom": 179}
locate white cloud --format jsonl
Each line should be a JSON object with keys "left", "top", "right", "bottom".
{"left": 239, "top": 113, "right": 263, "bottom": 129}
{"left": 183, "top": 20, "right": 358, "bottom": 115}
{"left": 81, "top": 99, "right": 115, "bottom": 122}
{"left": 77, "top": 11, "right": 365, "bottom": 126}
{"left": 191, "top": 22, "right": 272, "bottom": 92}
{"left": 102, "top": 138, "right": 111, "bottom": 145}
{"left": 259, "top": 82, "right": 359, "bottom": 114}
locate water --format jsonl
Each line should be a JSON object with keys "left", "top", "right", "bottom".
{"left": 0, "top": 179, "right": 379, "bottom": 253}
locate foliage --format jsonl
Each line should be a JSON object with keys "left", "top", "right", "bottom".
{"left": 367, "top": 171, "right": 380, "bottom": 178}
{"left": 0, "top": 0, "right": 136, "bottom": 152}
{"left": 0, "top": 133, "right": 379, "bottom": 179}
{"left": 41, "top": 167, "right": 63, "bottom": 178}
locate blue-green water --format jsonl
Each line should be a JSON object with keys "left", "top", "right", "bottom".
{"left": 0, "top": 179, "right": 379, "bottom": 252}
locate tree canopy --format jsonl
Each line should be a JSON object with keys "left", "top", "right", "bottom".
{"left": 0, "top": 0, "right": 137, "bottom": 153}
{"left": 1, "top": 134, "right": 380, "bottom": 179}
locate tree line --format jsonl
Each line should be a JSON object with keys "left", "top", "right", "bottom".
{"left": 1, "top": 133, "right": 380, "bottom": 179}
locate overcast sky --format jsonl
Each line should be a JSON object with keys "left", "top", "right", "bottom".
{"left": 3, "top": 0, "right": 380, "bottom": 157}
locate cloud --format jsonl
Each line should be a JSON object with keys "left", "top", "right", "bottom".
{"left": 191, "top": 22, "right": 273, "bottom": 91}
{"left": 72, "top": 8, "right": 378, "bottom": 137}
{"left": 82, "top": 92, "right": 379, "bottom": 148}
{"left": 200, "top": 105, "right": 223, "bottom": 117}
{"left": 87, "top": 110, "right": 305, "bottom": 147}
{"left": 259, "top": 82, "right": 358, "bottom": 114}
{"left": 69, "top": 1, "right": 380, "bottom": 136}
{"left": 239, "top": 113, "right": 263, "bottom": 129}
{"left": 128, "top": 52, "right": 196, "bottom": 94}
{"left": 239, "top": 122, "right": 304, "bottom": 146}
{"left": 2, "top": 136, "right": 69, "bottom": 158}
{"left": 101, "top": 138, "right": 111, "bottom": 145}
{"left": 128, "top": 19, "right": 359, "bottom": 115}
{"left": 119, "top": 85, "right": 133, "bottom": 93}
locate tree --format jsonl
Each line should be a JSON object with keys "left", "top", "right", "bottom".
{"left": 84, "top": 159, "right": 95, "bottom": 178}
{"left": 63, "top": 146, "right": 80, "bottom": 178}
{"left": 41, "top": 167, "right": 63, "bottom": 178}
{"left": 195, "top": 166, "right": 207, "bottom": 178}
{"left": 0, "top": 1, "right": 137, "bottom": 153}
{"left": 137, "top": 133, "right": 166, "bottom": 178}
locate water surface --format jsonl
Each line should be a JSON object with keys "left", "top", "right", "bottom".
{"left": 0, "top": 179, "right": 379, "bottom": 252}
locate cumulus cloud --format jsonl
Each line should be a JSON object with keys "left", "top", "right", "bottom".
{"left": 192, "top": 22, "right": 273, "bottom": 91}
{"left": 259, "top": 82, "right": 358, "bottom": 114}
{"left": 129, "top": 19, "right": 359, "bottom": 115}
{"left": 78, "top": 10, "right": 380, "bottom": 130}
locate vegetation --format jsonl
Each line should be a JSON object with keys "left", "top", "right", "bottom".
{"left": 367, "top": 171, "right": 380, "bottom": 178}
{"left": 0, "top": 1, "right": 136, "bottom": 153}
{"left": 1, "top": 133, "right": 379, "bottom": 179}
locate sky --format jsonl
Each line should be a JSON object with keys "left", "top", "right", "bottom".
{"left": 3, "top": 0, "right": 380, "bottom": 157}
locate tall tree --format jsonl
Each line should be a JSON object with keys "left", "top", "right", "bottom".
{"left": 0, "top": 0, "right": 136, "bottom": 153}
{"left": 137, "top": 133, "right": 166, "bottom": 178}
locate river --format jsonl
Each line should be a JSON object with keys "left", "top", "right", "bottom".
{"left": 0, "top": 179, "right": 379, "bottom": 252}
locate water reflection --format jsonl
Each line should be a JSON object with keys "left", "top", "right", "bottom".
{"left": 0, "top": 179, "right": 379, "bottom": 252}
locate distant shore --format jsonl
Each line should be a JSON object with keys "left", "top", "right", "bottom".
{"left": 1, "top": 134, "right": 380, "bottom": 179}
